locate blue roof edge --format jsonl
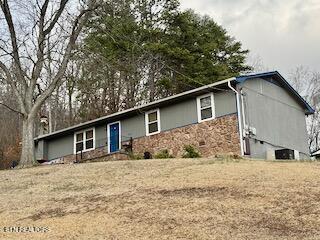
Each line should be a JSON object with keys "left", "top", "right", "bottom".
{"left": 235, "top": 71, "right": 315, "bottom": 115}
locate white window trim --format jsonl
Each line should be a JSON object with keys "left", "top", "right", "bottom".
{"left": 74, "top": 127, "right": 95, "bottom": 154}
{"left": 107, "top": 121, "right": 122, "bottom": 154}
{"left": 197, "top": 93, "right": 215, "bottom": 123}
{"left": 145, "top": 109, "right": 161, "bottom": 136}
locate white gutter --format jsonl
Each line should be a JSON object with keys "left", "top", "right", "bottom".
{"left": 228, "top": 80, "right": 244, "bottom": 156}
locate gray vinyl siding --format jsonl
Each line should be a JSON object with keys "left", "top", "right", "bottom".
{"left": 95, "top": 125, "right": 107, "bottom": 148}
{"left": 160, "top": 99, "right": 198, "bottom": 131}
{"left": 35, "top": 140, "right": 47, "bottom": 160}
{"left": 122, "top": 92, "right": 236, "bottom": 139}
{"left": 45, "top": 125, "right": 107, "bottom": 160}
{"left": 121, "top": 99, "right": 198, "bottom": 140}
{"left": 215, "top": 92, "right": 237, "bottom": 117}
{"left": 121, "top": 114, "right": 145, "bottom": 140}
{"left": 39, "top": 90, "right": 237, "bottom": 160}
{"left": 47, "top": 134, "right": 74, "bottom": 160}
{"left": 240, "top": 78, "right": 309, "bottom": 158}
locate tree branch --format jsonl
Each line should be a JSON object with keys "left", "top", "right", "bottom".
{"left": 28, "top": 0, "right": 50, "bottom": 104}
{"left": 0, "top": 60, "right": 26, "bottom": 114}
{"left": 43, "top": 0, "right": 69, "bottom": 36}
{"left": 32, "top": 1, "right": 98, "bottom": 116}
{"left": 0, "top": 0, "right": 27, "bottom": 90}
{"left": 0, "top": 101, "right": 23, "bottom": 115}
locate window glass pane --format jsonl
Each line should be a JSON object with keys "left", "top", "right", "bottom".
{"left": 86, "top": 130, "right": 93, "bottom": 139}
{"left": 201, "top": 108, "right": 212, "bottom": 120}
{"left": 148, "top": 122, "right": 158, "bottom": 133}
{"left": 76, "top": 132, "right": 83, "bottom": 142}
{"left": 148, "top": 112, "right": 158, "bottom": 123}
{"left": 200, "top": 96, "right": 211, "bottom": 108}
{"left": 86, "top": 139, "right": 94, "bottom": 149}
{"left": 76, "top": 142, "right": 83, "bottom": 152}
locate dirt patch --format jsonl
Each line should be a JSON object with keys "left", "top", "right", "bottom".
{"left": 50, "top": 183, "right": 93, "bottom": 192}
{"left": 33, "top": 171, "right": 51, "bottom": 176}
{"left": 156, "top": 186, "right": 262, "bottom": 199}
{"left": 254, "top": 213, "right": 312, "bottom": 237}
{"left": 24, "top": 208, "right": 68, "bottom": 221}
{"left": 157, "top": 186, "right": 230, "bottom": 197}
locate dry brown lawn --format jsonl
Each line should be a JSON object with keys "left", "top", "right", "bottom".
{"left": 0, "top": 158, "right": 320, "bottom": 240}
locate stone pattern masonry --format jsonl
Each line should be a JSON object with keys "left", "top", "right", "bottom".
{"left": 132, "top": 114, "right": 241, "bottom": 158}
{"left": 58, "top": 114, "right": 240, "bottom": 164}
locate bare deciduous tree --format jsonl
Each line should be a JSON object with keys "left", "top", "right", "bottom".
{"left": 0, "top": 0, "right": 97, "bottom": 167}
{"left": 289, "top": 66, "right": 320, "bottom": 152}
{"left": 0, "top": 83, "right": 21, "bottom": 168}
{"left": 246, "top": 53, "right": 269, "bottom": 73}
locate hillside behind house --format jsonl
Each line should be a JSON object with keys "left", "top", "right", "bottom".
{"left": 1, "top": 158, "right": 320, "bottom": 239}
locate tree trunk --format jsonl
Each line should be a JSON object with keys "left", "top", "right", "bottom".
{"left": 68, "top": 89, "right": 73, "bottom": 126}
{"left": 48, "top": 98, "right": 53, "bottom": 133}
{"left": 19, "top": 116, "right": 38, "bottom": 167}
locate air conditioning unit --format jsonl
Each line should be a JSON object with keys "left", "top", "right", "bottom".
{"left": 275, "top": 149, "right": 295, "bottom": 160}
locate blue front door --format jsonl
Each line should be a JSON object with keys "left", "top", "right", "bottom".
{"left": 109, "top": 122, "right": 120, "bottom": 153}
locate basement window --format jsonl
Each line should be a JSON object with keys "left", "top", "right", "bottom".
{"left": 197, "top": 93, "right": 215, "bottom": 122}
{"left": 145, "top": 109, "right": 161, "bottom": 136}
{"left": 74, "top": 128, "right": 95, "bottom": 154}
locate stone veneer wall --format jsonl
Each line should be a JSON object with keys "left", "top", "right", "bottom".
{"left": 52, "top": 114, "right": 240, "bottom": 164}
{"left": 132, "top": 114, "right": 240, "bottom": 158}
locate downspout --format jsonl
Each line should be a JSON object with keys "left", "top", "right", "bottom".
{"left": 240, "top": 89, "right": 247, "bottom": 133}
{"left": 240, "top": 88, "right": 248, "bottom": 154}
{"left": 228, "top": 80, "right": 244, "bottom": 156}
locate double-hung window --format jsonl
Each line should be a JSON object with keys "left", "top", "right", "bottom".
{"left": 197, "top": 93, "right": 215, "bottom": 122}
{"left": 145, "top": 109, "right": 161, "bottom": 136}
{"left": 74, "top": 128, "right": 95, "bottom": 154}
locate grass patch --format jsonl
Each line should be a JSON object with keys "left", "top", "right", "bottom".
{"left": 0, "top": 158, "right": 320, "bottom": 239}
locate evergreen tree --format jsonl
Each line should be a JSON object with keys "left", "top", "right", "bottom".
{"left": 75, "top": 1, "right": 251, "bottom": 119}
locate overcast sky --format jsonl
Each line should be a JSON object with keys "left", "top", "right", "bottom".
{"left": 180, "top": 0, "right": 320, "bottom": 77}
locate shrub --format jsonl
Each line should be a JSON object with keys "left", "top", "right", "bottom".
{"left": 154, "top": 149, "right": 174, "bottom": 159}
{"left": 144, "top": 152, "right": 153, "bottom": 159}
{"left": 182, "top": 145, "right": 201, "bottom": 158}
